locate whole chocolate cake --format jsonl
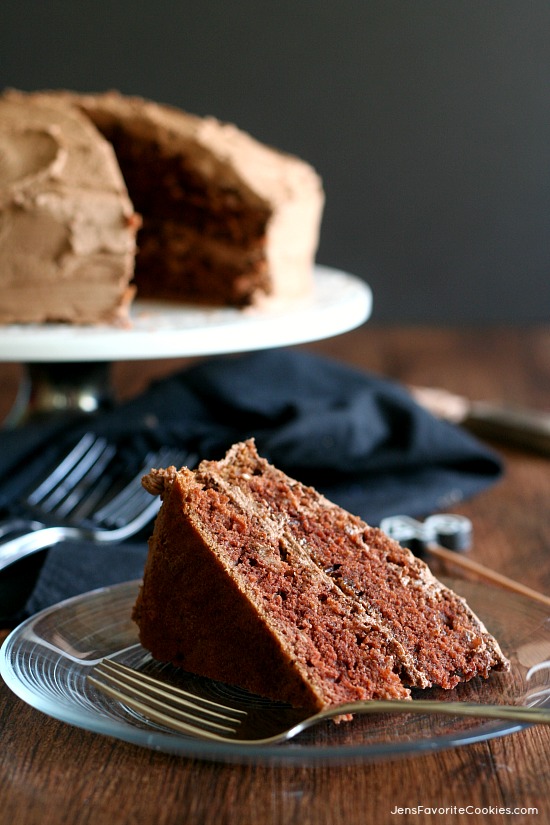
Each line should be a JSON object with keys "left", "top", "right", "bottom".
{"left": 0, "top": 90, "right": 324, "bottom": 324}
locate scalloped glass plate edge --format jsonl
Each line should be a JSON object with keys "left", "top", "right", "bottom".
{"left": 1, "top": 578, "right": 549, "bottom": 766}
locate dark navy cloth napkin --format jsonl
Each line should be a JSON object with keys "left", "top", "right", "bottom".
{"left": 0, "top": 348, "right": 502, "bottom": 624}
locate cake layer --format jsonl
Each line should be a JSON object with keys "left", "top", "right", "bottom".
{"left": 134, "top": 441, "right": 509, "bottom": 712}
{"left": 135, "top": 222, "right": 269, "bottom": 306}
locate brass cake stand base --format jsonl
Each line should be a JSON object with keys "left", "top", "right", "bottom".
{"left": 4, "top": 362, "right": 114, "bottom": 428}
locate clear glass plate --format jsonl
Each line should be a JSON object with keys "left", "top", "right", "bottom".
{"left": 1, "top": 578, "right": 549, "bottom": 765}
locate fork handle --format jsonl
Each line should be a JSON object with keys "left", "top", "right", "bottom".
{"left": 0, "top": 497, "right": 162, "bottom": 572}
{"left": 0, "top": 517, "right": 45, "bottom": 540}
{"left": 313, "top": 699, "right": 550, "bottom": 726}
{"left": 0, "top": 526, "right": 91, "bottom": 572}
{"left": 0, "top": 520, "right": 143, "bottom": 573}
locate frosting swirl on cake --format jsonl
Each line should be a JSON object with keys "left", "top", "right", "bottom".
{"left": 0, "top": 94, "right": 138, "bottom": 324}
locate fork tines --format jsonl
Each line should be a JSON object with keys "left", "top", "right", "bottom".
{"left": 92, "top": 448, "right": 190, "bottom": 529}
{"left": 89, "top": 660, "right": 246, "bottom": 738}
{"left": 22, "top": 434, "right": 190, "bottom": 531}
{"left": 27, "top": 433, "right": 116, "bottom": 519}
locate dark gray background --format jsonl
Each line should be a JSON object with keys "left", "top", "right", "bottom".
{"left": 3, "top": 1, "right": 549, "bottom": 323}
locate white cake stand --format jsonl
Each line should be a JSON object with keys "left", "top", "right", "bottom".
{"left": 0, "top": 266, "right": 372, "bottom": 426}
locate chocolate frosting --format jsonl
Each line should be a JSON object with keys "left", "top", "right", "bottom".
{"left": 0, "top": 93, "right": 139, "bottom": 324}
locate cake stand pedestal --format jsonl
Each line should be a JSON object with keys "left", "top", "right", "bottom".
{"left": 0, "top": 267, "right": 372, "bottom": 427}
{"left": 5, "top": 362, "right": 114, "bottom": 427}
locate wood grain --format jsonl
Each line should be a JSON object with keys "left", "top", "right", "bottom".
{"left": 1, "top": 326, "right": 549, "bottom": 825}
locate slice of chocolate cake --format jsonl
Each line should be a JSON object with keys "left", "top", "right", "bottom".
{"left": 134, "top": 440, "right": 508, "bottom": 712}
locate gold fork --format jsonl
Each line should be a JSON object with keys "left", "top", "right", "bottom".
{"left": 88, "top": 660, "right": 550, "bottom": 746}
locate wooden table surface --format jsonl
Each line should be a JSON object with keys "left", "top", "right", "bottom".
{"left": 1, "top": 325, "right": 549, "bottom": 825}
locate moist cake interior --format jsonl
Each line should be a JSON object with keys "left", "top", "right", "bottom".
{"left": 91, "top": 121, "right": 272, "bottom": 306}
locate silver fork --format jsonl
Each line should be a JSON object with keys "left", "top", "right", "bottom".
{"left": 89, "top": 660, "right": 550, "bottom": 746}
{"left": 0, "top": 432, "right": 115, "bottom": 540}
{"left": 0, "top": 436, "right": 190, "bottom": 573}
